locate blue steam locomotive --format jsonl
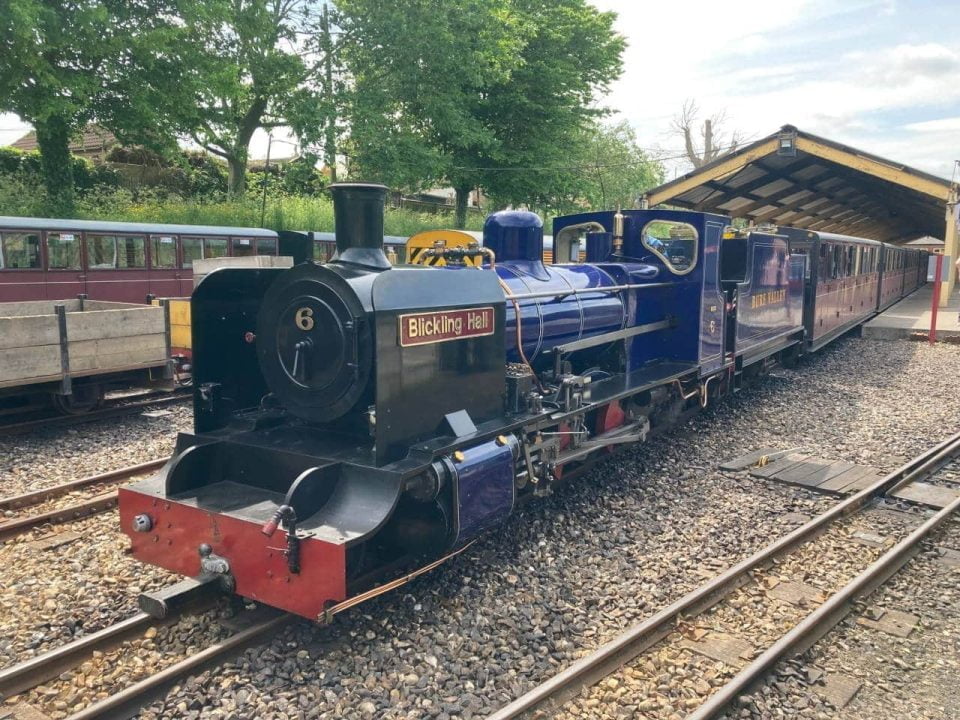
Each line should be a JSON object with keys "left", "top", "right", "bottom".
{"left": 118, "top": 183, "right": 910, "bottom": 621}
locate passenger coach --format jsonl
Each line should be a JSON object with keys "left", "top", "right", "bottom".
{"left": 0, "top": 217, "right": 281, "bottom": 302}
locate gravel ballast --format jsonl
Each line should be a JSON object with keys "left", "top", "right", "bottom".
{"left": 0, "top": 404, "right": 191, "bottom": 499}
{"left": 116, "top": 337, "right": 960, "bottom": 720}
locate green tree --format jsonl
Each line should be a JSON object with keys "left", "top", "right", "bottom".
{"left": 336, "top": 0, "right": 527, "bottom": 226}
{"left": 577, "top": 120, "right": 664, "bottom": 211}
{"left": 337, "top": 0, "right": 624, "bottom": 228}
{"left": 0, "top": 0, "right": 174, "bottom": 214}
{"left": 146, "top": 0, "right": 317, "bottom": 196}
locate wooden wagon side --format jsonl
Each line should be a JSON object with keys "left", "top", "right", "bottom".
{"left": 0, "top": 299, "right": 173, "bottom": 409}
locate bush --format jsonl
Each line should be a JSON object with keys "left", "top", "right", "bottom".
{"left": 0, "top": 174, "right": 48, "bottom": 216}
{"left": 0, "top": 147, "right": 24, "bottom": 174}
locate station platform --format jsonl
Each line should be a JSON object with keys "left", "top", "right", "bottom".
{"left": 862, "top": 285, "right": 960, "bottom": 341}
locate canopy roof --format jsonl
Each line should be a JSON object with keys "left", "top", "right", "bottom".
{"left": 644, "top": 125, "right": 953, "bottom": 243}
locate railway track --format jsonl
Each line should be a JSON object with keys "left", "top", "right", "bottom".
{"left": 0, "top": 458, "right": 166, "bottom": 542}
{"left": 488, "top": 430, "right": 960, "bottom": 720}
{"left": 0, "top": 580, "right": 289, "bottom": 720}
{"left": 0, "top": 390, "right": 191, "bottom": 437}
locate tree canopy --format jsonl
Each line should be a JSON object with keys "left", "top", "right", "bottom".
{"left": 337, "top": 0, "right": 626, "bottom": 226}
{"left": 1, "top": 0, "right": 639, "bottom": 217}
{"left": 0, "top": 0, "right": 179, "bottom": 213}
{"left": 139, "top": 0, "right": 318, "bottom": 196}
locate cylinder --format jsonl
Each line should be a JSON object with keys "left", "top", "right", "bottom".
{"left": 329, "top": 183, "right": 391, "bottom": 269}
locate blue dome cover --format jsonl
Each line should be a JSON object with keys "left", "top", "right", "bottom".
{"left": 483, "top": 210, "right": 543, "bottom": 262}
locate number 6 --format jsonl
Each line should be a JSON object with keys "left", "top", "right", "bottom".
{"left": 295, "top": 307, "right": 315, "bottom": 331}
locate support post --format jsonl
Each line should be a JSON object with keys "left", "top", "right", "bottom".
{"left": 930, "top": 254, "right": 943, "bottom": 344}
{"left": 941, "top": 189, "right": 958, "bottom": 306}
{"left": 55, "top": 303, "right": 72, "bottom": 395}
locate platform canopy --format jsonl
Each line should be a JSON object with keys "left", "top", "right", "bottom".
{"left": 643, "top": 125, "right": 954, "bottom": 244}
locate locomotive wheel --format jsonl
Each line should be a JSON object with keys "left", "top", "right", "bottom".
{"left": 51, "top": 384, "right": 104, "bottom": 415}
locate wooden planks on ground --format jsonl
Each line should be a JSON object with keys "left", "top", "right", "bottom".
{"left": 726, "top": 448, "right": 887, "bottom": 497}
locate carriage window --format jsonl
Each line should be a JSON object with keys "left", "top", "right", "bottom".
{"left": 233, "top": 237, "right": 256, "bottom": 257}
{"left": 47, "top": 233, "right": 80, "bottom": 269}
{"left": 257, "top": 237, "right": 278, "bottom": 256}
{"left": 641, "top": 220, "right": 698, "bottom": 275}
{"left": 152, "top": 236, "right": 177, "bottom": 268}
{"left": 182, "top": 238, "right": 203, "bottom": 268}
{"left": 0, "top": 232, "right": 41, "bottom": 269}
{"left": 87, "top": 235, "right": 118, "bottom": 269}
{"left": 204, "top": 237, "right": 228, "bottom": 259}
{"left": 116, "top": 236, "right": 146, "bottom": 269}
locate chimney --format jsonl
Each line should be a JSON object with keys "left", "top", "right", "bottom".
{"left": 329, "top": 182, "right": 391, "bottom": 270}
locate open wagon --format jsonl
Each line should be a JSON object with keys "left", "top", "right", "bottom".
{"left": 0, "top": 298, "right": 173, "bottom": 414}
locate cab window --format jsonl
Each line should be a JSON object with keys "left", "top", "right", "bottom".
{"left": 1, "top": 231, "right": 41, "bottom": 269}
{"left": 152, "top": 235, "right": 177, "bottom": 268}
{"left": 641, "top": 221, "right": 698, "bottom": 275}
{"left": 47, "top": 233, "right": 81, "bottom": 269}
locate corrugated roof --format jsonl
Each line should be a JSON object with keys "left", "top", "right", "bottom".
{"left": 644, "top": 125, "right": 955, "bottom": 243}
{"left": 8, "top": 124, "right": 118, "bottom": 155}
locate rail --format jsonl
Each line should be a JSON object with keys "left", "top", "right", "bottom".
{"left": 487, "top": 429, "right": 960, "bottom": 720}
{"left": 0, "top": 458, "right": 167, "bottom": 541}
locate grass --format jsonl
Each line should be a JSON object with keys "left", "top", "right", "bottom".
{"left": 74, "top": 192, "right": 486, "bottom": 235}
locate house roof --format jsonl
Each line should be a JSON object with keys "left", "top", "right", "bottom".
{"left": 9, "top": 124, "right": 118, "bottom": 155}
{"left": 643, "top": 125, "right": 955, "bottom": 243}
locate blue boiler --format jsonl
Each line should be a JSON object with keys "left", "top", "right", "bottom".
{"left": 483, "top": 211, "right": 626, "bottom": 364}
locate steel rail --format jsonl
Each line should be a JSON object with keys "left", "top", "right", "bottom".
{"left": 0, "top": 614, "right": 155, "bottom": 699}
{"left": 64, "top": 613, "right": 289, "bottom": 720}
{"left": 0, "top": 393, "right": 190, "bottom": 437}
{"left": 0, "top": 580, "right": 217, "bottom": 700}
{"left": 486, "top": 430, "right": 960, "bottom": 720}
{"left": 0, "top": 491, "right": 120, "bottom": 541}
{"left": 688, "top": 488, "right": 960, "bottom": 719}
{"left": 0, "top": 459, "right": 166, "bottom": 512}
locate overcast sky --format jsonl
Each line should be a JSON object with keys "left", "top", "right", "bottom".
{"left": 1, "top": 0, "right": 957, "bottom": 182}
{"left": 591, "top": 0, "right": 959, "bottom": 180}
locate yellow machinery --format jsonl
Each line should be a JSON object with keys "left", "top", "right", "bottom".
{"left": 406, "top": 230, "right": 484, "bottom": 267}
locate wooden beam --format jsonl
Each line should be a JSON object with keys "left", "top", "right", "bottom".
{"left": 692, "top": 156, "right": 821, "bottom": 211}
{"left": 646, "top": 138, "right": 781, "bottom": 207}
{"left": 795, "top": 136, "right": 951, "bottom": 201}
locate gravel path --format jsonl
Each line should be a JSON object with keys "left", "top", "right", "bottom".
{"left": 117, "top": 336, "right": 960, "bottom": 720}
{"left": 0, "top": 404, "right": 191, "bottom": 498}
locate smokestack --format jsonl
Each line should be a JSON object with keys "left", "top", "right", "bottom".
{"left": 329, "top": 182, "right": 391, "bottom": 270}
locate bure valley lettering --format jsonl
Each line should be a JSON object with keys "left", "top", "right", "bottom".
{"left": 751, "top": 289, "right": 787, "bottom": 309}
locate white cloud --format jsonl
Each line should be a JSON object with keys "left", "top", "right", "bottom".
{"left": 904, "top": 116, "right": 960, "bottom": 132}
{"left": 590, "top": 0, "right": 960, "bottom": 179}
